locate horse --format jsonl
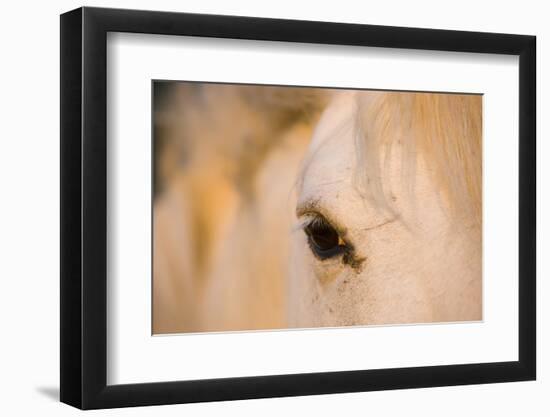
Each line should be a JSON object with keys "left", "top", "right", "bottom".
{"left": 152, "top": 83, "right": 482, "bottom": 333}
{"left": 152, "top": 83, "right": 328, "bottom": 333}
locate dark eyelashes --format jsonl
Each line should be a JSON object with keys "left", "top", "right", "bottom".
{"left": 302, "top": 214, "right": 349, "bottom": 260}
{"left": 302, "top": 215, "right": 331, "bottom": 232}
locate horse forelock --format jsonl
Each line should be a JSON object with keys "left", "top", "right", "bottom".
{"left": 351, "top": 91, "right": 482, "bottom": 228}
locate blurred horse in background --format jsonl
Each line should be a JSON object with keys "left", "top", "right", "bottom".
{"left": 153, "top": 83, "right": 482, "bottom": 334}
{"left": 153, "top": 83, "right": 328, "bottom": 333}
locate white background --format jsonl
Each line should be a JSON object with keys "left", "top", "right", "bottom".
{"left": 0, "top": 0, "right": 546, "bottom": 415}
{"left": 108, "top": 34, "right": 519, "bottom": 384}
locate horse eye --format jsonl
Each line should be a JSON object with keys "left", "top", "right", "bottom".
{"left": 303, "top": 216, "right": 347, "bottom": 260}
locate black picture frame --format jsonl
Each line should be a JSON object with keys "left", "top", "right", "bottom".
{"left": 60, "top": 6, "right": 536, "bottom": 410}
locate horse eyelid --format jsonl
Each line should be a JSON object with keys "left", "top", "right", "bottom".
{"left": 296, "top": 200, "right": 348, "bottom": 237}
{"left": 296, "top": 211, "right": 354, "bottom": 250}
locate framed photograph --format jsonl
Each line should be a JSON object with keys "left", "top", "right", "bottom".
{"left": 60, "top": 6, "right": 536, "bottom": 409}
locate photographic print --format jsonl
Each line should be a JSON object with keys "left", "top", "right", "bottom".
{"left": 61, "top": 8, "right": 535, "bottom": 408}
{"left": 152, "top": 82, "right": 482, "bottom": 334}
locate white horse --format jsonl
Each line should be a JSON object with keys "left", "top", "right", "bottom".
{"left": 289, "top": 91, "right": 481, "bottom": 327}
{"left": 153, "top": 84, "right": 482, "bottom": 333}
